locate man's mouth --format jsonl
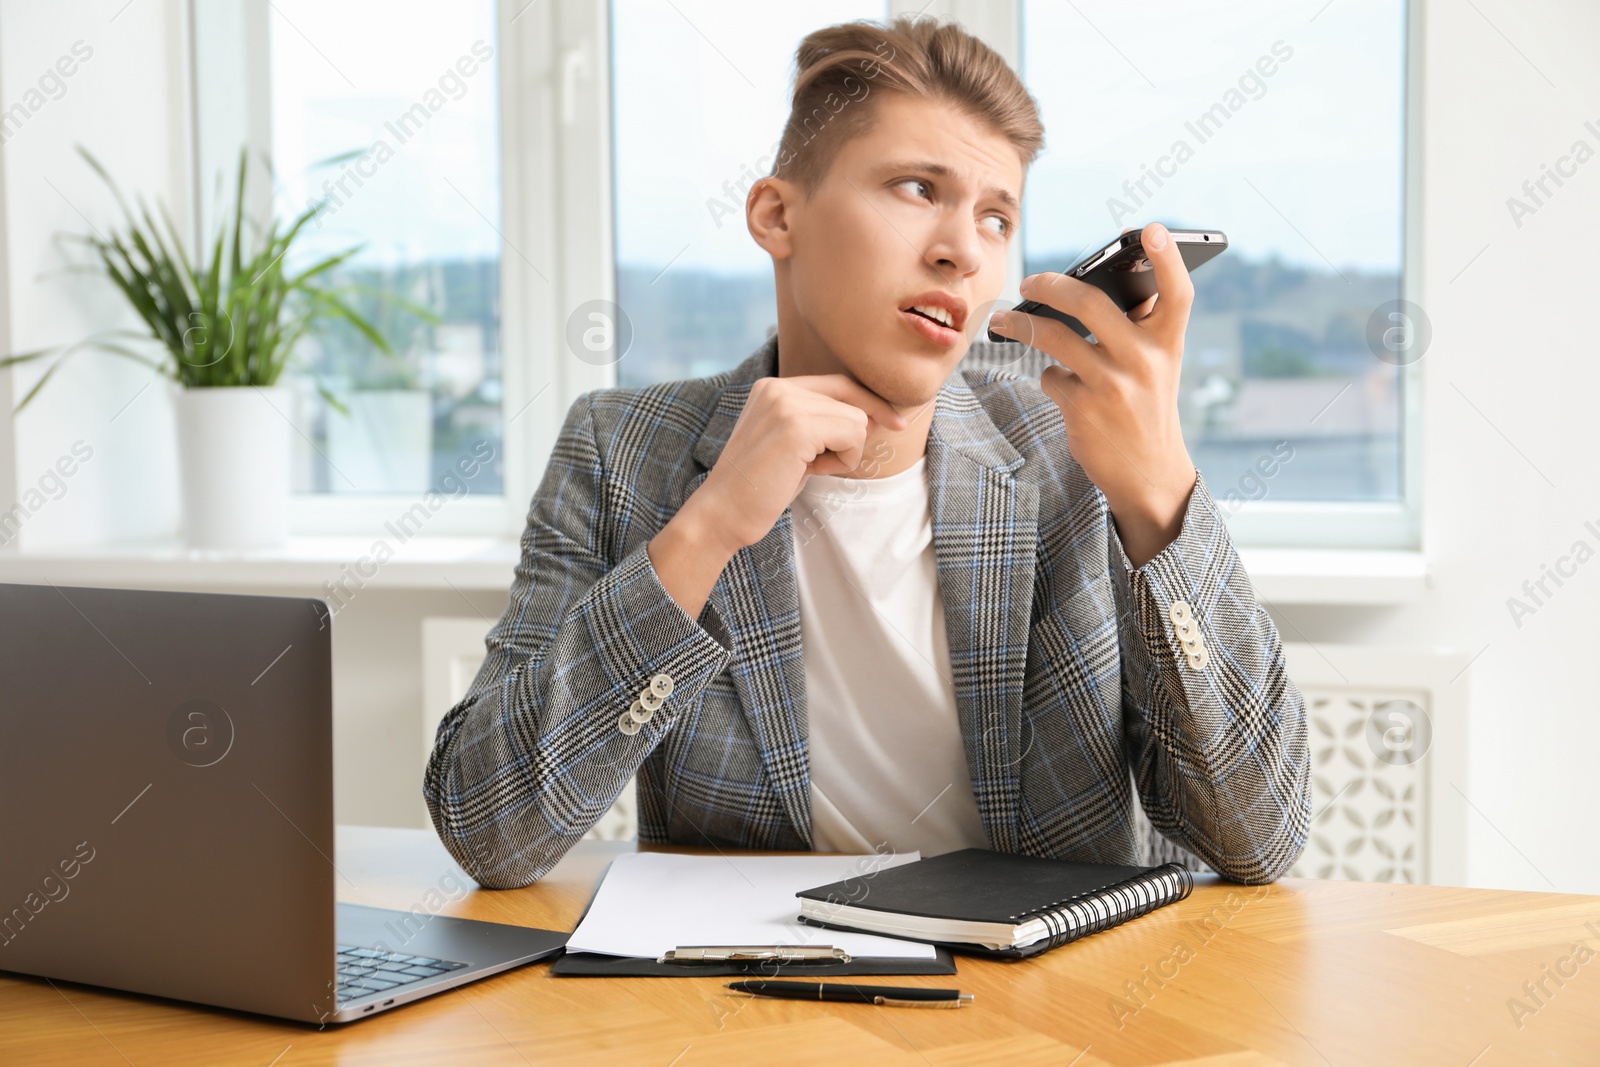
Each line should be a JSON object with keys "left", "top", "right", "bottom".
{"left": 898, "top": 292, "right": 968, "bottom": 348}
{"left": 905, "top": 304, "right": 957, "bottom": 328}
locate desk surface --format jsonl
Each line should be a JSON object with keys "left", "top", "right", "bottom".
{"left": 3, "top": 827, "right": 1598, "bottom": 1066}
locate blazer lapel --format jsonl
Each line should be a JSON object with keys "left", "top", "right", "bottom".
{"left": 686, "top": 338, "right": 814, "bottom": 845}
{"left": 925, "top": 374, "right": 1039, "bottom": 852}
{"left": 681, "top": 339, "right": 1040, "bottom": 851}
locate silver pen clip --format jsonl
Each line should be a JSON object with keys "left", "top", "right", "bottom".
{"left": 658, "top": 945, "right": 853, "bottom": 963}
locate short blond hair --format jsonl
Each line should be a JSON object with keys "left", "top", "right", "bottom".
{"left": 770, "top": 15, "right": 1045, "bottom": 193}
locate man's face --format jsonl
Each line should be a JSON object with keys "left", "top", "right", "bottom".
{"left": 764, "top": 91, "right": 1024, "bottom": 409}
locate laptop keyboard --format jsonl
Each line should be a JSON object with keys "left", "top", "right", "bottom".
{"left": 336, "top": 944, "right": 469, "bottom": 1003}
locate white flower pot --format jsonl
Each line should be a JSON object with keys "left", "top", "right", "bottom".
{"left": 325, "top": 389, "right": 432, "bottom": 494}
{"left": 172, "top": 385, "right": 292, "bottom": 549}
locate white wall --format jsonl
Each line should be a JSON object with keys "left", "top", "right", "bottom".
{"left": 1, "top": 0, "right": 187, "bottom": 547}
{"left": 212, "top": 585, "right": 512, "bottom": 829}
{"left": 3, "top": 0, "right": 1599, "bottom": 893}
{"left": 1237, "top": 1, "right": 1600, "bottom": 895}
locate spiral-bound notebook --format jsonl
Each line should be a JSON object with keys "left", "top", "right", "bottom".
{"left": 794, "top": 848, "right": 1194, "bottom": 959}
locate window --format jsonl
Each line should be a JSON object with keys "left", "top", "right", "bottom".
{"left": 605, "top": 0, "right": 1416, "bottom": 548}
{"left": 266, "top": 0, "right": 504, "bottom": 496}
{"left": 1020, "top": 0, "right": 1411, "bottom": 518}
{"left": 192, "top": 0, "right": 1416, "bottom": 548}
{"left": 609, "top": 0, "right": 888, "bottom": 387}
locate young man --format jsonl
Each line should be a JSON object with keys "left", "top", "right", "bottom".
{"left": 425, "top": 16, "right": 1310, "bottom": 888}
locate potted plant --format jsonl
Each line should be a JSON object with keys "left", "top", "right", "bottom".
{"left": 320, "top": 265, "right": 436, "bottom": 495}
{"left": 0, "top": 147, "right": 402, "bottom": 549}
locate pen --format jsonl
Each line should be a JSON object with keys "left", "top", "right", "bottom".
{"left": 726, "top": 980, "right": 974, "bottom": 1008}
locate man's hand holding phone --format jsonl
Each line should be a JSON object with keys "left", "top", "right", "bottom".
{"left": 987, "top": 220, "right": 1200, "bottom": 570}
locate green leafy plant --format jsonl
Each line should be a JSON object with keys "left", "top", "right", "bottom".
{"left": 317, "top": 262, "right": 436, "bottom": 393}
{"left": 0, "top": 146, "right": 422, "bottom": 411}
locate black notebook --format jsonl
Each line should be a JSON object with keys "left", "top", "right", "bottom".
{"left": 794, "top": 848, "right": 1194, "bottom": 959}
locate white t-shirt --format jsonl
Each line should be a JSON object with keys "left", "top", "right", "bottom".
{"left": 791, "top": 455, "right": 990, "bottom": 857}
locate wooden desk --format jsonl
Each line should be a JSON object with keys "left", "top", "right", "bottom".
{"left": 3, "top": 827, "right": 1598, "bottom": 1065}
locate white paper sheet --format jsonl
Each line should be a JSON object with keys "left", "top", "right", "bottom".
{"left": 565, "top": 851, "right": 937, "bottom": 960}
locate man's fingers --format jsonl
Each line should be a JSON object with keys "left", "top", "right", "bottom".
{"left": 809, "top": 408, "right": 873, "bottom": 474}
{"left": 808, "top": 452, "right": 857, "bottom": 477}
{"left": 795, "top": 374, "right": 907, "bottom": 430}
{"left": 1013, "top": 272, "right": 1139, "bottom": 353}
{"left": 990, "top": 308, "right": 1111, "bottom": 383}
{"left": 1039, "top": 363, "right": 1082, "bottom": 409}
{"left": 1039, "top": 365, "right": 1098, "bottom": 432}
{"left": 1138, "top": 221, "right": 1194, "bottom": 345}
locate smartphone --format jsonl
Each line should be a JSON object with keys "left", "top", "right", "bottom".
{"left": 988, "top": 228, "right": 1228, "bottom": 343}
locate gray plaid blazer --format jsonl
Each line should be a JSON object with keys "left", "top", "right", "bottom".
{"left": 424, "top": 335, "right": 1311, "bottom": 889}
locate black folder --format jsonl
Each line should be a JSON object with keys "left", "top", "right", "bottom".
{"left": 795, "top": 848, "right": 1194, "bottom": 959}
{"left": 549, "top": 947, "right": 956, "bottom": 977}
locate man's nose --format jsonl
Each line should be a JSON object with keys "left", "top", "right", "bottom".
{"left": 924, "top": 211, "right": 984, "bottom": 279}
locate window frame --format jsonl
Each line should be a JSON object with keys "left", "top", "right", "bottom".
{"left": 188, "top": 0, "right": 619, "bottom": 539}
{"left": 985, "top": 0, "right": 1427, "bottom": 550}
{"left": 900, "top": 0, "right": 1421, "bottom": 551}
{"left": 197, "top": 0, "right": 1420, "bottom": 550}
{"left": 1212, "top": 0, "right": 1423, "bottom": 551}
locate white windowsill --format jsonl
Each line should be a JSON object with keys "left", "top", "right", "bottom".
{"left": 0, "top": 539, "right": 1426, "bottom": 605}
{"left": 1233, "top": 547, "right": 1427, "bottom": 606}
{"left": 0, "top": 537, "right": 521, "bottom": 593}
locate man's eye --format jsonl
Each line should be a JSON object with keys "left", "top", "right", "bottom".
{"left": 895, "top": 178, "right": 931, "bottom": 199}
{"left": 983, "top": 215, "right": 1011, "bottom": 237}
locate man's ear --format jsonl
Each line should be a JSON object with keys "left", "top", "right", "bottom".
{"left": 747, "top": 177, "right": 796, "bottom": 260}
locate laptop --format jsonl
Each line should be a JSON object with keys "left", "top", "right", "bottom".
{"left": 0, "top": 581, "right": 566, "bottom": 1024}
